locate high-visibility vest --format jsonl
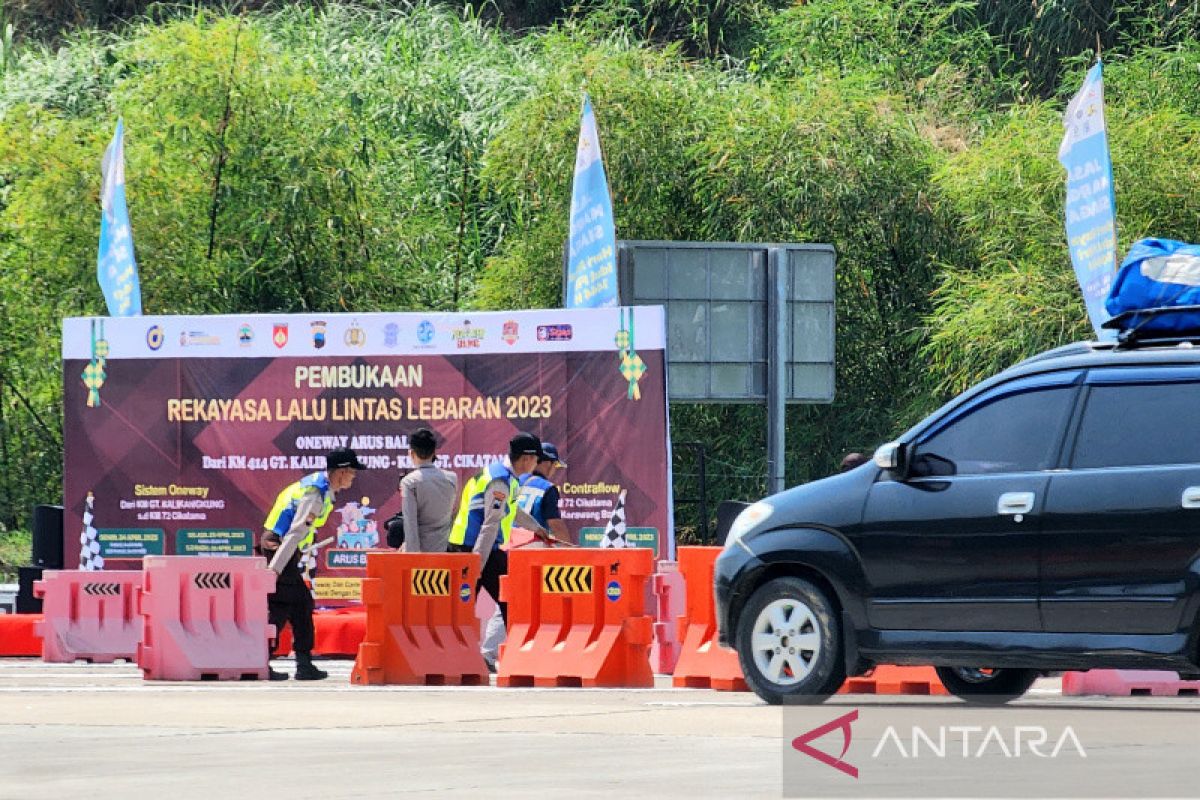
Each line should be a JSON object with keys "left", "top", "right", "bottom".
{"left": 518, "top": 473, "right": 554, "bottom": 529}
{"left": 448, "top": 461, "right": 519, "bottom": 549}
{"left": 263, "top": 471, "right": 334, "bottom": 549}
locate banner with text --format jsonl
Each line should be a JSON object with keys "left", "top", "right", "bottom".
{"left": 63, "top": 307, "right": 670, "bottom": 603}
{"left": 1059, "top": 60, "right": 1117, "bottom": 339}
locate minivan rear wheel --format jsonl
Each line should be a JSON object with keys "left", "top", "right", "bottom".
{"left": 935, "top": 667, "right": 1039, "bottom": 704}
{"left": 735, "top": 576, "right": 844, "bottom": 705}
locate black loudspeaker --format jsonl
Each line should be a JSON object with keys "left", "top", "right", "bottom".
{"left": 31, "top": 504, "right": 64, "bottom": 569}
{"left": 714, "top": 500, "right": 752, "bottom": 546}
{"left": 16, "top": 566, "right": 43, "bottom": 613}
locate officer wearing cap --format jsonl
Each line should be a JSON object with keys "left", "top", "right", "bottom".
{"left": 518, "top": 442, "right": 572, "bottom": 544}
{"left": 261, "top": 446, "right": 365, "bottom": 681}
{"left": 399, "top": 427, "right": 457, "bottom": 553}
{"left": 448, "top": 432, "right": 541, "bottom": 626}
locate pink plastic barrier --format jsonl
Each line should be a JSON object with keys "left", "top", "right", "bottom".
{"left": 33, "top": 570, "right": 143, "bottom": 663}
{"left": 1062, "top": 669, "right": 1200, "bottom": 697}
{"left": 648, "top": 561, "right": 684, "bottom": 674}
{"left": 137, "top": 556, "right": 276, "bottom": 681}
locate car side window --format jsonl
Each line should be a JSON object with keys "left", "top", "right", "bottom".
{"left": 1072, "top": 382, "right": 1200, "bottom": 468}
{"left": 913, "top": 386, "right": 1076, "bottom": 476}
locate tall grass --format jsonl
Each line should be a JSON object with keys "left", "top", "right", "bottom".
{"left": 4, "top": 1, "right": 1200, "bottom": 532}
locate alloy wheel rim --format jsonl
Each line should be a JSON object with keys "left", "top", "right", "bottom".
{"left": 953, "top": 667, "right": 1001, "bottom": 684}
{"left": 750, "top": 597, "right": 821, "bottom": 686}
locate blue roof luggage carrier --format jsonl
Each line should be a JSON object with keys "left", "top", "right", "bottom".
{"left": 1104, "top": 304, "right": 1200, "bottom": 349}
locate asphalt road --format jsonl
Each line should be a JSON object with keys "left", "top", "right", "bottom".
{"left": 0, "top": 659, "right": 1196, "bottom": 799}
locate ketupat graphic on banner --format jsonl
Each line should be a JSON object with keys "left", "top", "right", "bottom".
{"left": 61, "top": 307, "right": 671, "bottom": 603}
{"left": 83, "top": 320, "right": 108, "bottom": 407}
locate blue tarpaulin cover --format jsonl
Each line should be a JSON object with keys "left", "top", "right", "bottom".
{"left": 1105, "top": 238, "right": 1200, "bottom": 332}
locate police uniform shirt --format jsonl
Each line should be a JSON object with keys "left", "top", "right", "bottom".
{"left": 268, "top": 488, "right": 326, "bottom": 575}
{"left": 539, "top": 484, "right": 562, "bottom": 524}
{"left": 400, "top": 463, "right": 458, "bottom": 553}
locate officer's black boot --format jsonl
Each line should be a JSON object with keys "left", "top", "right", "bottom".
{"left": 294, "top": 651, "right": 328, "bottom": 681}
{"left": 267, "top": 639, "right": 287, "bottom": 681}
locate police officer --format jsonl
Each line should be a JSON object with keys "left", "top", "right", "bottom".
{"left": 447, "top": 432, "right": 542, "bottom": 626}
{"left": 261, "top": 446, "right": 365, "bottom": 681}
{"left": 518, "top": 441, "right": 572, "bottom": 544}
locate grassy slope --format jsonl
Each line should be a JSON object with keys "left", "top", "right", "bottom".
{"left": 0, "top": 531, "right": 32, "bottom": 583}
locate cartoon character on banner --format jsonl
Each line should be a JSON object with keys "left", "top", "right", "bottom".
{"left": 335, "top": 497, "right": 379, "bottom": 549}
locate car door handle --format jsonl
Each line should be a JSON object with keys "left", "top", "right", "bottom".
{"left": 1182, "top": 487, "right": 1200, "bottom": 509}
{"left": 997, "top": 492, "right": 1035, "bottom": 515}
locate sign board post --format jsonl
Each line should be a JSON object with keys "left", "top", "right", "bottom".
{"left": 604, "top": 241, "right": 836, "bottom": 496}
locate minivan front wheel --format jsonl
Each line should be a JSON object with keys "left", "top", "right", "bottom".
{"left": 935, "top": 667, "right": 1039, "bottom": 705}
{"left": 736, "top": 577, "right": 844, "bottom": 705}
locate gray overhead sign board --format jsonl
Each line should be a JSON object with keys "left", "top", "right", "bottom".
{"left": 615, "top": 241, "right": 836, "bottom": 403}
{"left": 564, "top": 239, "right": 836, "bottom": 494}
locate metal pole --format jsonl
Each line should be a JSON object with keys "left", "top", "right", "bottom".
{"left": 696, "top": 444, "right": 709, "bottom": 543}
{"left": 766, "top": 247, "right": 787, "bottom": 495}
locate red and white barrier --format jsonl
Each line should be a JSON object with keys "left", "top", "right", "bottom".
{"left": 137, "top": 556, "right": 276, "bottom": 681}
{"left": 1062, "top": 669, "right": 1200, "bottom": 697}
{"left": 648, "top": 561, "right": 684, "bottom": 674}
{"left": 34, "top": 570, "right": 143, "bottom": 663}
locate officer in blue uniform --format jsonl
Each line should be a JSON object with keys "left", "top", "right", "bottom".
{"left": 517, "top": 442, "right": 571, "bottom": 544}
{"left": 447, "top": 432, "right": 542, "bottom": 626}
{"left": 261, "top": 446, "right": 365, "bottom": 681}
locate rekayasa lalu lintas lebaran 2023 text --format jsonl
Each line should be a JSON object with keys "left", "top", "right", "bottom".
{"left": 166, "top": 394, "right": 555, "bottom": 423}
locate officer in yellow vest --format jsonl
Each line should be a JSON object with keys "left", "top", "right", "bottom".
{"left": 261, "top": 446, "right": 365, "bottom": 680}
{"left": 448, "top": 432, "right": 542, "bottom": 628}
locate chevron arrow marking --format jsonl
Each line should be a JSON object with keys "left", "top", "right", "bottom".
{"left": 193, "top": 572, "right": 231, "bottom": 590}
{"left": 542, "top": 565, "right": 593, "bottom": 594}
{"left": 411, "top": 568, "right": 450, "bottom": 596}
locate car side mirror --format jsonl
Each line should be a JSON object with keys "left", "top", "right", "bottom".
{"left": 873, "top": 441, "right": 908, "bottom": 479}
{"left": 910, "top": 452, "right": 956, "bottom": 478}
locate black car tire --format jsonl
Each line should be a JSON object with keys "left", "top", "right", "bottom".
{"left": 735, "top": 576, "right": 845, "bottom": 705}
{"left": 935, "top": 667, "right": 1039, "bottom": 704}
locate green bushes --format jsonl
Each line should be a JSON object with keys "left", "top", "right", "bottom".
{"left": 4, "top": 1, "right": 1200, "bottom": 536}
{"left": 1, "top": 4, "right": 537, "bottom": 529}
{"left": 925, "top": 49, "right": 1200, "bottom": 399}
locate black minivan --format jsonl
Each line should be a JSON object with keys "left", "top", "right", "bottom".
{"left": 715, "top": 333, "right": 1200, "bottom": 704}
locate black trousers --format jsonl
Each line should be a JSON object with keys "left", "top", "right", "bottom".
{"left": 449, "top": 544, "right": 508, "bottom": 626}
{"left": 268, "top": 581, "right": 315, "bottom": 655}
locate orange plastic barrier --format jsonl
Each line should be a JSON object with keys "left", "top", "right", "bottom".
{"left": 351, "top": 552, "right": 486, "bottom": 686}
{"left": 33, "top": 570, "right": 142, "bottom": 663}
{"left": 672, "top": 546, "right": 748, "bottom": 691}
{"left": 648, "top": 561, "right": 684, "bottom": 674}
{"left": 0, "top": 613, "right": 42, "bottom": 656}
{"left": 838, "top": 666, "right": 949, "bottom": 696}
{"left": 137, "top": 556, "right": 277, "bottom": 681}
{"left": 497, "top": 548, "right": 654, "bottom": 688}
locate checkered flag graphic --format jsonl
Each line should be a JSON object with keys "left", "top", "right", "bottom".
{"left": 79, "top": 492, "right": 104, "bottom": 571}
{"left": 600, "top": 490, "right": 629, "bottom": 548}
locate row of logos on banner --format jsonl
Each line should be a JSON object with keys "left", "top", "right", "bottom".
{"left": 63, "top": 308, "right": 666, "bottom": 360}
{"left": 145, "top": 317, "right": 576, "bottom": 354}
